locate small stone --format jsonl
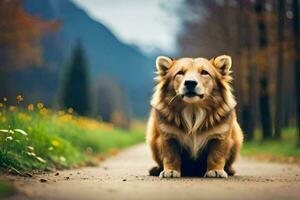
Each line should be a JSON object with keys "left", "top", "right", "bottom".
{"left": 65, "top": 177, "right": 70, "bottom": 180}
{"left": 26, "top": 173, "right": 33, "bottom": 177}
{"left": 122, "top": 179, "right": 127, "bottom": 182}
{"left": 40, "top": 179, "right": 47, "bottom": 183}
{"left": 55, "top": 172, "right": 59, "bottom": 176}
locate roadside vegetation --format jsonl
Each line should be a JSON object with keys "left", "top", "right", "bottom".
{"left": 0, "top": 96, "right": 144, "bottom": 175}
{"left": 242, "top": 127, "right": 300, "bottom": 163}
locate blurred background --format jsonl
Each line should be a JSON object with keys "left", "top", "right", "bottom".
{"left": 0, "top": 0, "right": 300, "bottom": 148}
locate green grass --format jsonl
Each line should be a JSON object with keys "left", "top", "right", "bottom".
{"left": 241, "top": 127, "right": 300, "bottom": 157}
{"left": 0, "top": 106, "right": 144, "bottom": 174}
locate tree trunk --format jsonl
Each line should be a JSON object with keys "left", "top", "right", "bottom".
{"left": 292, "top": 0, "right": 300, "bottom": 146}
{"left": 242, "top": 0, "right": 256, "bottom": 140}
{"left": 254, "top": 0, "right": 273, "bottom": 140}
{"left": 274, "top": 0, "right": 285, "bottom": 140}
{"left": 236, "top": 0, "right": 245, "bottom": 131}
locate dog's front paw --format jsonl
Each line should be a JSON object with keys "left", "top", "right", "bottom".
{"left": 159, "top": 169, "right": 181, "bottom": 178}
{"left": 204, "top": 169, "right": 228, "bottom": 178}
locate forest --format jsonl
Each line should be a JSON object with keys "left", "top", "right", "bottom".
{"left": 178, "top": 0, "right": 300, "bottom": 146}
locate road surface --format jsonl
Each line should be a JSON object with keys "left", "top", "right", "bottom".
{"left": 5, "top": 143, "right": 300, "bottom": 200}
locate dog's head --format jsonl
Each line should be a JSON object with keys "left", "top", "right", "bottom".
{"left": 154, "top": 55, "right": 233, "bottom": 105}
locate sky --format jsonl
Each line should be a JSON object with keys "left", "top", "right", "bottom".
{"left": 71, "top": 0, "right": 182, "bottom": 55}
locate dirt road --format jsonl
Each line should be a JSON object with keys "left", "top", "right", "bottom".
{"left": 5, "top": 143, "right": 300, "bottom": 200}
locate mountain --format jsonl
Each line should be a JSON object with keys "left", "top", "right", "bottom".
{"left": 22, "top": 0, "right": 154, "bottom": 117}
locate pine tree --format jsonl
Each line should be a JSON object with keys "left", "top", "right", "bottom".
{"left": 60, "top": 42, "right": 91, "bottom": 116}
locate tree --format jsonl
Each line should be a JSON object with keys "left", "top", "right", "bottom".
{"left": 239, "top": 0, "right": 256, "bottom": 141}
{"left": 94, "top": 76, "right": 131, "bottom": 129}
{"left": 236, "top": 0, "right": 255, "bottom": 140}
{"left": 292, "top": 0, "right": 300, "bottom": 146}
{"left": 254, "top": 0, "right": 273, "bottom": 140}
{"left": 60, "top": 42, "right": 91, "bottom": 116}
{"left": 0, "top": 0, "right": 58, "bottom": 98}
{"left": 274, "top": 0, "right": 285, "bottom": 140}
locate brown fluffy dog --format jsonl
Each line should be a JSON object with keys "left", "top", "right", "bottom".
{"left": 146, "top": 55, "right": 243, "bottom": 178}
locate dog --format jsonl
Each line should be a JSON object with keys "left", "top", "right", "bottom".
{"left": 146, "top": 55, "right": 243, "bottom": 178}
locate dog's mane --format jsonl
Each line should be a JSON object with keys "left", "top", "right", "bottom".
{"left": 151, "top": 63, "right": 237, "bottom": 134}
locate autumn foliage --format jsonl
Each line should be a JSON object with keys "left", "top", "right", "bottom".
{"left": 0, "top": 0, "right": 59, "bottom": 68}
{"left": 0, "top": 0, "right": 59, "bottom": 97}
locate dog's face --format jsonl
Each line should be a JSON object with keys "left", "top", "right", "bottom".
{"left": 156, "top": 55, "right": 232, "bottom": 104}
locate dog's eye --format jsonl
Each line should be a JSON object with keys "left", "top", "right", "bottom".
{"left": 176, "top": 70, "right": 184, "bottom": 76}
{"left": 201, "top": 70, "right": 209, "bottom": 75}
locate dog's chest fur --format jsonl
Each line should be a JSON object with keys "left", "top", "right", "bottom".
{"left": 159, "top": 107, "right": 230, "bottom": 159}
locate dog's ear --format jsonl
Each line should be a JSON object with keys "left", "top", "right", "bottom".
{"left": 212, "top": 55, "right": 232, "bottom": 75}
{"left": 156, "top": 56, "right": 173, "bottom": 75}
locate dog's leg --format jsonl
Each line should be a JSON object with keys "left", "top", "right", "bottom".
{"left": 148, "top": 137, "right": 163, "bottom": 176}
{"left": 224, "top": 143, "right": 239, "bottom": 176}
{"left": 225, "top": 124, "right": 243, "bottom": 176}
{"left": 204, "top": 139, "right": 230, "bottom": 178}
{"left": 159, "top": 139, "right": 181, "bottom": 178}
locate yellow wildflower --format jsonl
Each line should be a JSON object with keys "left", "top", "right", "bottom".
{"left": 27, "top": 104, "right": 34, "bottom": 111}
{"left": 67, "top": 108, "right": 74, "bottom": 114}
{"left": 27, "top": 126, "right": 33, "bottom": 132}
{"left": 16, "top": 95, "right": 24, "bottom": 103}
{"left": 0, "top": 102, "right": 3, "bottom": 108}
{"left": 51, "top": 140, "right": 60, "bottom": 147}
{"left": 18, "top": 112, "right": 27, "bottom": 120}
{"left": 37, "top": 102, "right": 44, "bottom": 109}
{"left": 39, "top": 108, "right": 48, "bottom": 116}
{"left": 58, "top": 110, "right": 65, "bottom": 116}
{"left": 17, "top": 113, "right": 32, "bottom": 122}
{"left": 3, "top": 97, "right": 7, "bottom": 102}
{"left": 1, "top": 117, "right": 6, "bottom": 123}
{"left": 58, "top": 114, "right": 72, "bottom": 122}
{"left": 9, "top": 106, "right": 16, "bottom": 112}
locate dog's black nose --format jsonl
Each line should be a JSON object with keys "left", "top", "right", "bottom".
{"left": 184, "top": 80, "right": 198, "bottom": 90}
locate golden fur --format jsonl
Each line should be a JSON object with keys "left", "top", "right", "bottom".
{"left": 146, "top": 55, "right": 243, "bottom": 178}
